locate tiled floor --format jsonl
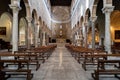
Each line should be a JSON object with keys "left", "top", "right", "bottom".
{"left": 5, "top": 43, "right": 120, "bottom": 80}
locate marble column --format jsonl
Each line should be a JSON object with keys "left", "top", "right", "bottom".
{"left": 84, "top": 23, "right": 88, "bottom": 48}
{"left": 79, "top": 28, "right": 83, "bottom": 46}
{"left": 9, "top": 1, "right": 21, "bottom": 52}
{"left": 76, "top": 32, "right": 80, "bottom": 46}
{"left": 42, "top": 32, "right": 46, "bottom": 46}
{"left": 35, "top": 23, "right": 39, "bottom": 47}
{"left": 26, "top": 17, "right": 32, "bottom": 49}
{"left": 102, "top": 6, "right": 114, "bottom": 53}
{"left": 90, "top": 16, "right": 97, "bottom": 49}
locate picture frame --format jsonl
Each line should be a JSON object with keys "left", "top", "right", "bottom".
{"left": 0, "top": 27, "right": 6, "bottom": 35}
{"left": 115, "top": 30, "right": 120, "bottom": 39}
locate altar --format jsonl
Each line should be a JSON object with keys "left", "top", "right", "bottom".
{"left": 56, "top": 38, "right": 66, "bottom": 43}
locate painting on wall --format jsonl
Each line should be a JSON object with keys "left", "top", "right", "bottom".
{"left": 0, "top": 27, "right": 6, "bottom": 35}
{"left": 115, "top": 30, "right": 120, "bottom": 39}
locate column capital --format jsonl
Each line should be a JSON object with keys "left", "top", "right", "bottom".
{"left": 9, "top": 4, "right": 21, "bottom": 13}
{"left": 102, "top": 6, "right": 114, "bottom": 14}
{"left": 9, "top": 0, "right": 21, "bottom": 13}
{"left": 35, "top": 21, "right": 40, "bottom": 25}
{"left": 90, "top": 16, "right": 97, "bottom": 22}
{"left": 84, "top": 22, "right": 89, "bottom": 27}
{"left": 26, "top": 17, "right": 32, "bottom": 23}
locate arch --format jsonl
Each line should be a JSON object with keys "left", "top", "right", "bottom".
{"left": 19, "top": 17, "right": 27, "bottom": 45}
{"left": 32, "top": 9, "right": 38, "bottom": 23}
{"left": 0, "top": 12, "right": 12, "bottom": 21}
{"left": 85, "top": 8, "right": 91, "bottom": 16}
{"left": 92, "top": 0, "right": 100, "bottom": 17}
{"left": 77, "top": 21, "right": 79, "bottom": 27}
{"left": 80, "top": 16, "right": 84, "bottom": 27}
{"left": 42, "top": 21, "right": 45, "bottom": 27}
{"left": 87, "top": 27, "right": 92, "bottom": 45}
{"left": 0, "top": 12, "right": 13, "bottom": 42}
{"left": 84, "top": 8, "right": 91, "bottom": 23}
{"left": 39, "top": 17, "right": 42, "bottom": 26}
{"left": 19, "top": 0, "right": 27, "bottom": 19}
{"left": 0, "top": 0, "right": 12, "bottom": 15}
{"left": 38, "top": 17, "right": 42, "bottom": 37}
{"left": 95, "top": 23, "right": 100, "bottom": 43}
{"left": 111, "top": 10, "right": 120, "bottom": 41}
{"left": 80, "top": 16, "right": 84, "bottom": 22}
{"left": 75, "top": 24, "right": 77, "bottom": 28}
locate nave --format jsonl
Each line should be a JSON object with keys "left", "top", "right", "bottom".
{"left": 32, "top": 44, "right": 119, "bottom": 80}
{"left": 33, "top": 44, "right": 88, "bottom": 80}
{"left": 32, "top": 44, "right": 120, "bottom": 80}
{"left": 1, "top": 44, "right": 120, "bottom": 80}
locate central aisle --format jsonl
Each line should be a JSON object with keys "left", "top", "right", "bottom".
{"left": 33, "top": 45, "right": 89, "bottom": 80}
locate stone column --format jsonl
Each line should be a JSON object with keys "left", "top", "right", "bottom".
{"left": 25, "top": 3, "right": 32, "bottom": 49}
{"left": 26, "top": 17, "right": 32, "bottom": 49}
{"left": 84, "top": 23, "right": 88, "bottom": 48}
{"left": 90, "top": 16, "right": 97, "bottom": 49}
{"left": 34, "top": 23, "right": 39, "bottom": 47}
{"left": 42, "top": 32, "right": 46, "bottom": 46}
{"left": 73, "top": 33, "right": 76, "bottom": 45}
{"left": 9, "top": 0, "right": 21, "bottom": 52}
{"left": 102, "top": 6, "right": 114, "bottom": 53}
{"left": 78, "top": 28, "right": 83, "bottom": 46}
{"left": 76, "top": 32, "right": 80, "bottom": 46}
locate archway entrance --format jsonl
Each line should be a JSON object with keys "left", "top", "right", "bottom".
{"left": 19, "top": 18, "right": 27, "bottom": 45}
{"left": 0, "top": 13, "right": 12, "bottom": 42}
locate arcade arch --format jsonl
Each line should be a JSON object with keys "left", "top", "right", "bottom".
{"left": 0, "top": 12, "right": 12, "bottom": 42}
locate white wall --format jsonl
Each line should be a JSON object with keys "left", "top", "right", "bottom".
{"left": 28, "top": 0, "right": 51, "bottom": 29}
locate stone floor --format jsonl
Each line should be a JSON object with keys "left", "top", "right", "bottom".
{"left": 33, "top": 46, "right": 89, "bottom": 80}
{"left": 3, "top": 43, "right": 120, "bottom": 80}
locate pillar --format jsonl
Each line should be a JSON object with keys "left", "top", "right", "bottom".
{"left": 90, "top": 16, "right": 97, "bottom": 49}
{"left": 84, "top": 23, "right": 88, "bottom": 48}
{"left": 26, "top": 17, "right": 32, "bottom": 49}
{"left": 35, "top": 23, "right": 39, "bottom": 47}
{"left": 25, "top": 3, "right": 32, "bottom": 49}
{"left": 9, "top": 0, "right": 21, "bottom": 52}
{"left": 76, "top": 32, "right": 80, "bottom": 46}
{"left": 79, "top": 28, "right": 83, "bottom": 46}
{"left": 42, "top": 32, "right": 46, "bottom": 46}
{"left": 102, "top": 6, "right": 114, "bottom": 53}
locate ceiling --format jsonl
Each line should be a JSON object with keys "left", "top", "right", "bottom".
{"left": 50, "top": 0, "right": 72, "bottom": 6}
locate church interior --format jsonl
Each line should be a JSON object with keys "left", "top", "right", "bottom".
{"left": 0, "top": 0, "right": 120, "bottom": 80}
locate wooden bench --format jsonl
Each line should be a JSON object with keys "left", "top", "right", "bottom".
{"left": 82, "top": 53, "right": 107, "bottom": 70}
{"left": 29, "top": 45, "right": 56, "bottom": 62}
{"left": 0, "top": 59, "right": 33, "bottom": 80}
{"left": 92, "top": 60, "right": 120, "bottom": 80}
{"left": 82, "top": 53, "right": 120, "bottom": 70}
{"left": 66, "top": 45, "right": 94, "bottom": 63}
{"left": 0, "top": 52, "right": 40, "bottom": 71}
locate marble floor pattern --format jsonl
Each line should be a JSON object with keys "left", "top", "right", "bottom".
{"left": 7, "top": 44, "right": 119, "bottom": 80}
{"left": 33, "top": 46, "right": 89, "bottom": 80}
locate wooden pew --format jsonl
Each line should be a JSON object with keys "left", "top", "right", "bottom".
{"left": 29, "top": 45, "right": 56, "bottom": 62}
{"left": 0, "top": 52, "right": 40, "bottom": 71}
{"left": 82, "top": 54, "right": 120, "bottom": 71}
{"left": 0, "top": 59, "right": 33, "bottom": 80}
{"left": 92, "top": 60, "right": 120, "bottom": 80}
{"left": 75, "top": 48, "right": 94, "bottom": 63}
{"left": 0, "top": 45, "right": 56, "bottom": 80}
{"left": 66, "top": 45, "right": 94, "bottom": 63}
